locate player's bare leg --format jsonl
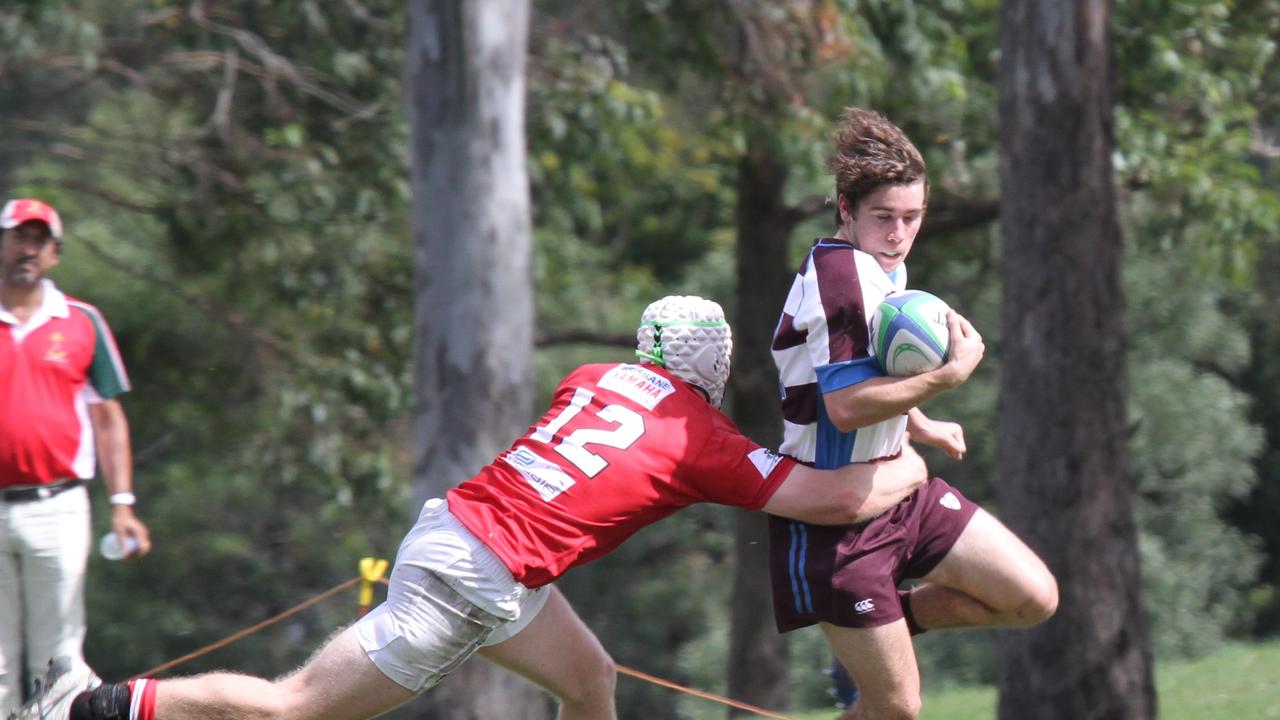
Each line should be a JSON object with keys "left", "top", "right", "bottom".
{"left": 479, "top": 587, "right": 618, "bottom": 720}
{"left": 822, "top": 621, "right": 921, "bottom": 720}
{"left": 139, "top": 627, "right": 414, "bottom": 720}
{"left": 908, "top": 509, "right": 1058, "bottom": 631}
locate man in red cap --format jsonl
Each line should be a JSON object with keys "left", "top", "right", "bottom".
{"left": 0, "top": 199, "right": 152, "bottom": 715}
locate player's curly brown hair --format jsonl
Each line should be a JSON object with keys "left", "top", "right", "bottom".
{"left": 827, "top": 108, "right": 928, "bottom": 227}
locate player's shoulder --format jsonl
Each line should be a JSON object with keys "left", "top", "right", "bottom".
{"left": 564, "top": 362, "right": 650, "bottom": 387}
{"left": 578, "top": 362, "right": 727, "bottom": 427}
{"left": 689, "top": 407, "right": 765, "bottom": 469}
{"left": 791, "top": 237, "right": 849, "bottom": 275}
{"left": 807, "top": 237, "right": 857, "bottom": 264}
{"left": 562, "top": 362, "right": 611, "bottom": 384}
{"left": 805, "top": 239, "right": 884, "bottom": 288}
{"left": 566, "top": 362, "right": 680, "bottom": 405}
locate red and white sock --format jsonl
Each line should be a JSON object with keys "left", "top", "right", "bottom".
{"left": 126, "top": 679, "right": 158, "bottom": 720}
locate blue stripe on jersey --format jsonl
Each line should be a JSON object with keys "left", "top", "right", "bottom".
{"left": 787, "top": 521, "right": 815, "bottom": 614}
{"left": 785, "top": 371, "right": 865, "bottom": 615}
{"left": 815, "top": 356, "right": 883, "bottom": 394}
{"left": 814, "top": 393, "right": 857, "bottom": 471}
{"left": 782, "top": 239, "right": 874, "bottom": 618}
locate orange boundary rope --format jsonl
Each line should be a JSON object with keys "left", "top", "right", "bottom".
{"left": 616, "top": 665, "right": 796, "bottom": 720}
{"left": 128, "top": 576, "right": 362, "bottom": 680}
{"left": 125, "top": 573, "right": 797, "bottom": 719}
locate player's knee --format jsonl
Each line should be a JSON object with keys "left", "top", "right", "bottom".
{"left": 893, "top": 694, "right": 923, "bottom": 720}
{"left": 557, "top": 647, "right": 617, "bottom": 709}
{"left": 863, "top": 690, "right": 922, "bottom": 720}
{"left": 584, "top": 649, "right": 618, "bottom": 699}
{"left": 1012, "top": 570, "right": 1058, "bottom": 627}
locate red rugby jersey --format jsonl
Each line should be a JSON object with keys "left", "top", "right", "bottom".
{"left": 448, "top": 362, "right": 796, "bottom": 588}
{"left": 0, "top": 282, "right": 131, "bottom": 485}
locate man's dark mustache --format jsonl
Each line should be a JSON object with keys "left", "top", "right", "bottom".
{"left": 2, "top": 257, "right": 38, "bottom": 271}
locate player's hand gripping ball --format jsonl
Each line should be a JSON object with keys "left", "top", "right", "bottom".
{"left": 870, "top": 290, "right": 951, "bottom": 376}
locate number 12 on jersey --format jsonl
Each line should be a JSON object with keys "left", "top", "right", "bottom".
{"left": 530, "top": 388, "right": 646, "bottom": 477}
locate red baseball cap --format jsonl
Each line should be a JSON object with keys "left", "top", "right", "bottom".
{"left": 1, "top": 199, "right": 63, "bottom": 239}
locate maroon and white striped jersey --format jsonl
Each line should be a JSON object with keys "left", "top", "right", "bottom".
{"left": 771, "top": 238, "right": 907, "bottom": 468}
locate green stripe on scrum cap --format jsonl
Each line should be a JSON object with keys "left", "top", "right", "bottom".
{"left": 635, "top": 318, "right": 727, "bottom": 367}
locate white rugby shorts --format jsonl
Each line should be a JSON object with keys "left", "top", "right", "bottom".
{"left": 353, "top": 498, "right": 550, "bottom": 692}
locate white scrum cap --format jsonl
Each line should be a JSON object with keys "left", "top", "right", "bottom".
{"left": 635, "top": 295, "right": 733, "bottom": 407}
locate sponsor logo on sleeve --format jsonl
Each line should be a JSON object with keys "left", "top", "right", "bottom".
{"left": 747, "top": 448, "right": 785, "bottom": 478}
{"left": 854, "top": 598, "right": 876, "bottom": 614}
{"left": 598, "top": 364, "right": 676, "bottom": 410}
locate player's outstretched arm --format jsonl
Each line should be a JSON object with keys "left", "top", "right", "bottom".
{"left": 822, "top": 311, "right": 985, "bottom": 432}
{"left": 763, "top": 442, "right": 929, "bottom": 525}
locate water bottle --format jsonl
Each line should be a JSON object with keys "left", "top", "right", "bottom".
{"left": 99, "top": 532, "right": 139, "bottom": 561}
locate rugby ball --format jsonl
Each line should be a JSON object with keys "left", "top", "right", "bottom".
{"left": 870, "top": 290, "right": 950, "bottom": 376}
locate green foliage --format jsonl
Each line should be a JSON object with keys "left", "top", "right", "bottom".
{"left": 3, "top": 0, "right": 415, "bottom": 679}
{"left": 1234, "top": 237, "right": 1280, "bottom": 636}
{"left": 527, "top": 29, "right": 739, "bottom": 334}
{"left": 1127, "top": 251, "right": 1265, "bottom": 657}
{"left": 1, "top": 0, "right": 1278, "bottom": 711}
{"left": 1114, "top": 0, "right": 1280, "bottom": 280}
{"left": 1109, "top": 0, "right": 1279, "bottom": 656}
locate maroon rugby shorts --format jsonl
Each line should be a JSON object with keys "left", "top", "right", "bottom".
{"left": 768, "top": 476, "right": 979, "bottom": 632}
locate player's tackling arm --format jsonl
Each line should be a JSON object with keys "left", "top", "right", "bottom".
{"left": 763, "top": 442, "right": 929, "bottom": 525}
{"left": 823, "top": 311, "right": 985, "bottom": 432}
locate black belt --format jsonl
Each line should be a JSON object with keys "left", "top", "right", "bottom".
{"left": 1, "top": 479, "right": 83, "bottom": 502}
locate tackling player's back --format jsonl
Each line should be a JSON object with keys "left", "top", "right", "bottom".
{"left": 448, "top": 361, "right": 796, "bottom": 587}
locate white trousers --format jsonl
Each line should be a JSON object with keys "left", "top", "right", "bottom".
{"left": 0, "top": 486, "right": 91, "bottom": 713}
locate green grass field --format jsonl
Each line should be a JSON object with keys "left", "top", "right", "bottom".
{"left": 786, "top": 641, "right": 1280, "bottom": 720}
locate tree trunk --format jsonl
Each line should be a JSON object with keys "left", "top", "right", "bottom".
{"left": 997, "top": 1, "right": 1155, "bottom": 719}
{"left": 726, "top": 118, "right": 799, "bottom": 717}
{"left": 406, "top": 1, "right": 549, "bottom": 717}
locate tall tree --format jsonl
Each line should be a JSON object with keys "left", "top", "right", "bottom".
{"left": 406, "top": 1, "right": 548, "bottom": 717}
{"left": 997, "top": 1, "right": 1155, "bottom": 718}
{"left": 722, "top": 5, "right": 841, "bottom": 712}
{"left": 727, "top": 116, "right": 801, "bottom": 718}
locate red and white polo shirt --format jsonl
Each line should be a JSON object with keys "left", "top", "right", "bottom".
{"left": 0, "top": 280, "right": 130, "bottom": 486}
